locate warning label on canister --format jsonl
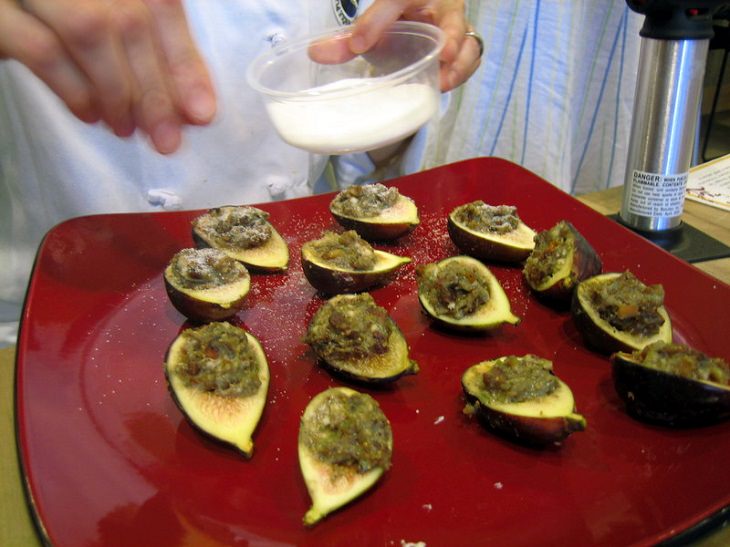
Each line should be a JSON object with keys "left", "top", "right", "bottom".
{"left": 626, "top": 170, "right": 687, "bottom": 218}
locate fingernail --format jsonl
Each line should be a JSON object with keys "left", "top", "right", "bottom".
{"left": 153, "top": 121, "right": 182, "bottom": 154}
{"left": 113, "top": 115, "right": 135, "bottom": 138}
{"left": 187, "top": 89, "right": 216, "bottom": 123}
{"left": 78, "top": 107, "right": 101, "bottom": 124}
{"left": 448, "top": 69, "right": 460, "bottom": 89}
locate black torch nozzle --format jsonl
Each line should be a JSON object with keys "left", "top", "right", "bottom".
{"left": 626, "top": 0, "right": 729, "bottom": 39}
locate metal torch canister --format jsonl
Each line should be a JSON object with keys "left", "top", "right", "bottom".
{"left": 620, "top": 1, "right": 724, "bottom": 233}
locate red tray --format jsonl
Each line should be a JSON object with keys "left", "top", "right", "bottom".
{"left": 16, "top": 158, "right": 730, "bottom": 546}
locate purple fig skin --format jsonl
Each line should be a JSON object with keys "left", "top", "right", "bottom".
{"left": 571, "top": 273, "right": 672, "bottom": 355}
{"left": 611, "top": 352, "right": 730, "bottom": 427}
{"left": 331, "top": 213, "right": 417, "bottom": 242}
{"left": 301, "top": 258, "right": 394, "bottom": 294}
{"left": 462, "top": 389, "right": 586, "bottom": 446}
{"left": 447, "top": 216, "right": 533, "bottom": 263}
{"left": 164, "top": 277, "right": 246, "bottom": 323}
{"left": 461, "top": 357, "right": 587, "bottom": 447}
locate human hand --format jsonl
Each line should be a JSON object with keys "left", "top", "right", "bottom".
{"left": 353, "top": 0, "right": 481, "bottom": 92}
{"left": 0, "top": 0, "right": 216, "bottom": 154}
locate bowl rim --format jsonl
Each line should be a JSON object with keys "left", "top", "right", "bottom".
{"left": 245, "top": 21, "right": 446, "bottom": 100}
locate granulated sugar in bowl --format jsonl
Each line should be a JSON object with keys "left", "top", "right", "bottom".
{"left": 246, "top": 21, "right": 445, "bottom": 155}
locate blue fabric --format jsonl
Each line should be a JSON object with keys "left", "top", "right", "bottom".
{"left": 427, "top": 1, "right": 644, "bottom": 195}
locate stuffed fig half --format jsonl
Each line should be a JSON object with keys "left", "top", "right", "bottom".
{"left": 164, "top": 321, "right": 269, "bottom": 457}
{"left": 417, "top": 255, "right": 519, "bottom": 332}
{"left": 298, "top": 387, "right": 393, "bottom": 526}
{"left": 329, "top": 183, "right": 419, "bottom": 241}
{"left": 164, "top": 248, "right": 251, "bottom": 322}
{"left": 192, "top": 205, "right": 289, "bottom": 272}
{"left": 304, "top": 293, "right": 418, "bottom": 383}
{"left": 462, "top": 355, "right": 586, "bottom": 446}
{"left": 301, "top": 230, "right": 410, "bottom": 294}
{"left": 611, "top": 341, "right": 730, "bottom": 426}
{"left": 572, "top": 271, "right": 672, "bottom": 354}
{"left": 447, "top": 201, "right": 536, "bottom": 263}
{"left": 523, "top": 220, "right": 602, "bottom": 303}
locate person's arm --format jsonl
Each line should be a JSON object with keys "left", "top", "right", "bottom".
{"left": 0, "top": 0, "right": 479, "bottom": 159}
{"left": 0, "top": 0, "right": 216, "bottom": 154}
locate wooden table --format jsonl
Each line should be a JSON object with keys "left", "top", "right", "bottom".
{"left": 2, "top": 186, "right": 729, "bottom": 547}
{"left": 577, "top": 186, "right": 730, "bottom": 285}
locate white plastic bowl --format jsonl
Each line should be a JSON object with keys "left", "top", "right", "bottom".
{"left": 246, "top": 21, "right": 445, "bottom": 155}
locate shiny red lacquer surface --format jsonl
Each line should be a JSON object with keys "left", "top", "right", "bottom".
{"left": 16, "top": 158, "right": 730, "bottom": 546}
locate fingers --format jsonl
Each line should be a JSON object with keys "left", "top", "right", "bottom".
{"left": 308, "top": 35, "right": 357, "bottom": 65}
{"left": 441, "top": 29, "right": 481, "bottom": 91}
{"left": 0, "top": 2, "right": 99, "bottom": 123}
{"left": 143, "top": 0, "right": 215, "bottom": 125}
{"left": 432, "top": 8, "right": 469, "bottom": 91}
{"left": 113, "top": 2, "right": 181, "bottom": 152}
{"left": 349, "top": 0, "right": 415, "bottom": 54}
{"left": 0, "top": 0, "right": 216, "bottom": 154}
{"left": 351, "top": 0, "right": 480, "bottom": 92}
{"left": 24, "top": 0, "right": 136, "bottom": 136}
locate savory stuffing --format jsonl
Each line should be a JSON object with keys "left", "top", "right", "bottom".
{"left": 632, "top": 341, "right": 729, "bottom": 385}
{"left": 305, "top": 294, "right": 392, "bottom": 363}
{"left": 589, "top": 271, "right": 665, "bottom": 336}
{"left": 481, "top": 355, "right": 559, "bottom": 404}
{"left": 330, "top": 183, "right": 400, "bottom": 218}
{"left": 305, "top": 230, "right": 377, "bottom": 270}
{"left": 523, "top": 220, "right": 573, "bottom": 286}
{"left": 300, "top": 389, "right": 392, "bottom": 473}
{"left": 418, "top": 259, "right": 490, "bottom": 319}
{"left": 193, "top": 206, "right": 272, "bottom": 249}
{"left": 452, "top": 201, "right": 520, "bottom": 235}
{"left": 175, "top": 322, "right": 261, "bottom": 397}
{"left": 168, "top": 248, "right": 248, "bottom": 290}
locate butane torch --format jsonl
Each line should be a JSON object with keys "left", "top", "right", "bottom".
{"left": 620, "top": 0, "right": 728, "bottom": 236}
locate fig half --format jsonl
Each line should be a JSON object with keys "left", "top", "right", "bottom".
{"left": 611, "top": 341, "right": 730, "bottom": 426}
{"left": 572, "top": 271, "right": 672, "bottom": 354}
{"left": 523, "top": 220, "right": 602, "bottom": 303}
{"left": 447, "top": 201, "right": 536, "bottom": 263}
{"left": 301, "top": 230, "right": 410, "bottom": 294}
{"left": 164, "top": 248, "right": 251, "bottom": 322}
{"left": 298, "top": 387, "right": 392, "bottom": 526}
{"left": 462, "top": 355, "right": 586, "bottom": 446}
{"left": 417, "top": 255, "right": 519, "bottom": 331}
{"left": 304, "top": 293, "right": 418, "bottom": 383}
{"left": 164, "top": 322, "right": 269, "bottom": 457}
{"left": 192, "top": 205, "right": 289, "bottom": 272}
{"left": 330, "top": 184, "right": 419, "bottom": 241}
